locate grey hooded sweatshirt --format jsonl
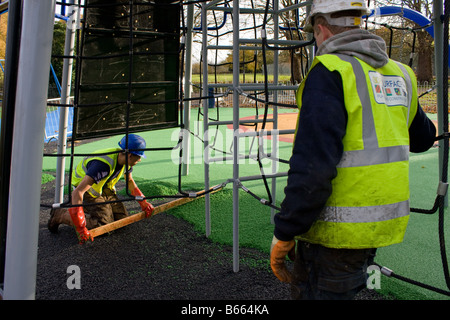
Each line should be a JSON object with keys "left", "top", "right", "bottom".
{"left": 317, "top": 29, "right": 389, "bottom": 68}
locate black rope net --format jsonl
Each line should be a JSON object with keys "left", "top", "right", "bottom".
{"left": 44, "top": 0, "right": 449, "bottom": 295}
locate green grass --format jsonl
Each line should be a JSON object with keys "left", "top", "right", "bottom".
{"left": 168, "top": 188, "right": 276, "bottom": 253}
{"left": 41, "top": 172, "right": 55, "bottom": 184}
{"left": 117, "top": 177, "right": 183, "bottom": 201}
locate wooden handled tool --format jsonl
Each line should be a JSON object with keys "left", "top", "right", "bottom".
{"left": 89, "top": 187, "right": 222, "bottom": 238}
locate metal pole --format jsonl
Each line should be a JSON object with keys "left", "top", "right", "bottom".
{"left": 0, "top": 0, "right": 22, "bottom": 297}
{"left": 181, "top": 3, "right": 194, "bottom": 177}
{"left": 306, "top": 3, "right": 314, "bottom": 65}
{"left": 232, "top": 0, "right": 240, "bottom": 272}
{"left": 270, "top": 0, "right": 280, "bottom": 222}
{"left": 202, "top": 3, "right": 211, "bottom": 237}
{"left": 434, "top": 0, "right": 447, "bottom": 206}
{"left": 55, "top": 0, "right": 77, "bottom": 204}
{"left": 3, "top": 0, "right": 56, "bottom": 300}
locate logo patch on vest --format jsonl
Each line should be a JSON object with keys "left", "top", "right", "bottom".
{"left": 369, "top": 71, "right": 408, "bottom": 107}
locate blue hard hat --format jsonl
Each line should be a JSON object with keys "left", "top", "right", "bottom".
{"left": 118, "top": 134, "right": 147, "bottom": 158}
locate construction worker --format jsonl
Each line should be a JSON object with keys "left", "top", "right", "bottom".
{"left": 270, "top": 0, "right": 437, "bottom": 300}
{"left": 48, "top": 133, "right": 154, "bottom": 243}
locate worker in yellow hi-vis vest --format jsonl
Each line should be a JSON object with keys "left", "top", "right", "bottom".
{"left": 48, "top": 134, "right": 154, "bottom": 243}
{"left": 270, "top": 0, "right": 437, "bottom": 300}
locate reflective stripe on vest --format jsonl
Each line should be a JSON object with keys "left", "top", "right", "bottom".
{"left": 336, "top": 54, "right": 411, "bottom": 168}
{"left": 296, "top": 54, "right": 418, "bottom": 249}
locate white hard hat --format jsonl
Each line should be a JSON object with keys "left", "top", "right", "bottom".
{"left": 304, "top": 0, "right": 371, "bottom": 32}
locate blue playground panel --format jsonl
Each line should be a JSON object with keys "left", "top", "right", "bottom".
{"left": 43, "top": 107, "right": 73, "bottom": 142}
{"left": 0, "top": 107, "right": 74, "bottom": 143}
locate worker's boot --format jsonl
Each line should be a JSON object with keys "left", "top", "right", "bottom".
{"left": 47, "top": 208, "right": 72, "bottom": 233}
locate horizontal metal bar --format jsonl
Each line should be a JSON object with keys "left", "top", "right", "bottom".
{"left": 207, "top": 83, "right": 299, "bottom": 91}
{"left": 239, "top": 172, "right": 288, "bottom": 182}
{"left": 239, "top": 84, "right": 299, "bottom": 91}
{"left": 0, "top": 0, "right": 8, "bottom": 14}
{"left": 208, "top": 38, "right": 310, "bottom": 50}
{"left": 207, "top": 45, "right": 266, "bottom": 51}
{"left": 278, "top": 1, "right": 312, "bottom": 14}
{"left": 239, "top": 38, "right": 309, "bottom": 46}
{"left": 209, "top": 6, "right": 270, "bottom": 15}
{"left": 208, "top": 118, "right": 275, "bottom": 126}
{"left": 208, "top": 153, "right": 257, "bottom": 163}
{"left": 204, "top": 0, "right": 225, "bottom": 10}
{"left": 238, "top": 129, "right": 295, "bottom": 137}
{"left": 208, "top": 1, "right": 312, "bottom": 15}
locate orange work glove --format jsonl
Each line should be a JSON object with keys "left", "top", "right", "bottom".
{"left": 270, "top": 235, "right": 296, "bottom": 283}
{"left": 132, "top": 187, "right": 154, "bottom": 218}
{"left": 68, "top": 206, "right": 93, "bottom": 244}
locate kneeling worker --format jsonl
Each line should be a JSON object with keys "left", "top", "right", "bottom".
{"left": 48, "top": 133, "right": 154, "bottom": 243}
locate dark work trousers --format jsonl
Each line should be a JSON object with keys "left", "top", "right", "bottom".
{"left": 290, "top": 240, "right": 376, "bottom": 300}
{"left": 83, "top": 188, "right": 128, "bottom": 229}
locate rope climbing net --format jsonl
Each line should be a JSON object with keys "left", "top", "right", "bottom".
{"left": 42, "top": 0, "right": 450, "bottom": 295}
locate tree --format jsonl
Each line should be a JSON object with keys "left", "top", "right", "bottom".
{"left": 367, "top": 0, "right": 434, "bottom": 82}
{"left": 277, "top": 0, "right": 435, "bottom": 82}
{"left": 187, "top": 1, "right": 435, "bottom": 83}
{"left": 279, "top": 0, "right": 311, "bottom": 84}
{"left": 222, "top": 49, "right": 274, "bottom": 74}
{"left": 402, "top": 0, "right": 434, "bottom": 82}
{"left": 51, "top": 20, "right": 66, "bottom": 82}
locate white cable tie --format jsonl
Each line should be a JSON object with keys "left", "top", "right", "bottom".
{"left": 135, "top": 196, "right": 144, "bottom": 201}
{"left": 260, "top": 199, "right": 268, "bottom": 205}
{"left": 240, "top": 185, "right": 249, "bottom": 193}
{"left": 437, "top": 181, "right": 449, "bottom": 196}
{"left": 189, "top": 193, "right": 197, "bottom": 198}
{"left": 173, "top": 142, "right": 181, "bottom": 150}
{"left": 52, "top": 203, "right": 61, "bottom": 209}
{"left": 380, "top": 266, "right": 393, "bottom": 277}
{"left": 261, "top": 29, "right": 266, "bottom": 39}
{"left": 75, "top": 5, "right": 82, "bottom": 30}
{"left": 238, "top": 89, "right": 248, "bottom": 97}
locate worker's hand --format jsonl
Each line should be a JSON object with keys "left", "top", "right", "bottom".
{"left": 68, "top": 206, "right": 93, "bottom": 244}
{"left": 270, "top": 235, "right": 296, "bottom": 283}
{"left": 132, "top": 187, "right": 154, "bottom": 218}
{"left": 141, "top": 201, "right": 155, "bottom": 218}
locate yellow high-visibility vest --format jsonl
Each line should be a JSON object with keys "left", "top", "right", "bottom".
{"left": 295, "top": 54, "right": 418, "bottom": 249}
{"left": 72, "top": 148, "right": 128, "bottom": 198}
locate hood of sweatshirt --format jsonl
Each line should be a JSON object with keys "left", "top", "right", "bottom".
{"left": 316, "top": 29, "right": 389, "bottom": 69}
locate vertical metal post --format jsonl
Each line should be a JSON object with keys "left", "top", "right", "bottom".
{"left": 232, "top": 0, "right": 240, "bottom": 272}
{"left": 202, "top": 3, "right": 211, "bottom": 237}
{"left": 0, "top": 0, "right": 23, "bottom": 297}
{"left": 182, "top": 3, "right": 194, "bottom": 177}
{"left": 3, "top": 0, "right": 56, "bottom": 300}
{"left": 306, "top": 3, "right": 314, "bottom": 66}
{"left": 270, "top": 0, "right": 280, "bottom": 222}
{"left": 434, "top": 0, "right": 447, "bottom": 206}
{"left": 55, "top": 0, "right": 77, "bottom": 204}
